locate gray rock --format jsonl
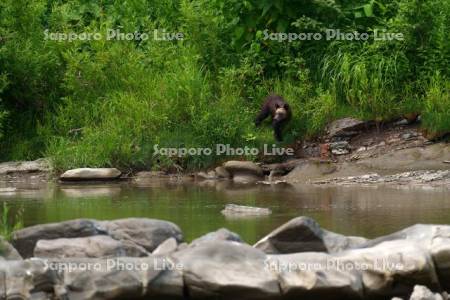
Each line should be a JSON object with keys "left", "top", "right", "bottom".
{"left": 34, "top": 235, "right": 148, "bottom": 258}
{"left": 344, "top": 240, "right": 440, "bottom": 298}
{"left": 60, "top": 168, "right": 122, "bottom": 181}
{"left": 190, "top": 228, "right": 243, "bottom": 247}
{"left": 1, "top": 259, "right": 59, "bottom": 299}
{"left": 253, "top": 216, "right": 367, "bottom": 254}
{"left": 223, "top": 161, "right": 263, "bottom": 176}
{"left": 215, "top": 166, "right": 231, "bottom": 179}
{"left": 58, "top": 256, "right": 184, "bottom": 299}
{"left": 196, "top": 171, "right": 217, "bottom": 180}
{"left": 326, "top": 118, "right": 367, "bottom": 138}
{"left": 221, "top": 204, "right": 271, "bottom": 217}
{"left": 100, "top": 218, "right": 183, "bottom": 253}
{"left": 267, "top": 252, "right": 364, "bottom": 299}
{"left": 330, "top": 141, "right": 351, "bottom": 155}
{"left": 360, "top": 224, "right": 450, "bottom": 290}
{"left": 394, "top": 118, "right": 410, "bottom": 126}
{"left": 268, "top": 240, "right": 439, "bottom": 299}
{"left": 12, "top": 219, "right": 104, "bottom": 258}
{"left": 409, "top": 285, "right": 443, "bottom": 300}
{"left": 0, "top": 159, "right": 51, "bottom": 175}
{"left": 152, "top": 237, "right": 178, "bottom": 255}
{"left": 12, "top": 218, "right": 183, "bottom": 258}
{"left": 172, "top": 241, "right": 280, "bottom": 299}
{"left": 0, "top": 236, "right": 22, "bottom": 260}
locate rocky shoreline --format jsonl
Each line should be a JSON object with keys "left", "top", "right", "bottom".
{"left": 1, "top": 216, "right": 449, "bottom": 299}
{"left": 0, "top": 117, "right": 448, "bottom": 188}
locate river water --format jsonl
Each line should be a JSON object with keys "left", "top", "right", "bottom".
{"left": 1, "top": 179, "right": 449, "bottom": 243}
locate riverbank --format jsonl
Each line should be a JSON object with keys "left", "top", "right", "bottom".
{"left": 0, "top": 118, "right": 448, "bottom": 188}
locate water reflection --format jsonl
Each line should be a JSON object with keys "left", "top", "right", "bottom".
{"left": 0, "top": 180, "right": 449, "bottom": 243}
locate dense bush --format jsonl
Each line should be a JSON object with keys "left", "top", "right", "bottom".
{"left": 0, "top": 0, "right": 448, "bottom": 170}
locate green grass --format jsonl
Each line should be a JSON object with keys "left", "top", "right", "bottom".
{"left": 0, "top": 202, "right": 23, "bottom": 240}
{"left": 0, "top": 0, "right": 449, "bottom": 170}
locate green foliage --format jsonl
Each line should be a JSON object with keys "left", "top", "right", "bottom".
{"left": 0, "top": 202, "right": 23, "bottom": 240}
{"left": 422, "top": 73, "right": 450, "bottom": 134}
{"left": 0, "top": 0, "right": 448, "bottom": 170}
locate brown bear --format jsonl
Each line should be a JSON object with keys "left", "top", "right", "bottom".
{"left": 255, "top": 94, "right": 292, "bottom": 142}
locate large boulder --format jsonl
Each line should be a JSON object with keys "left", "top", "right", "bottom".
{"left": 12, "top": 218, "right": 183, "bottom": 258}
{"left": 34, "top": 235, "right": 148, "bottom": 258}
{"left": 0, "top": 236, "right": 22, "bottom": 260}
{"left": 268, "top": 240, "right": 440, "bottom": 299}
{"left": 223, "top": 161, "right": 264, "bottom": 183}
{"left": 12, "top": 219, "right": 104, "bottom": 258}
{"left": 254, "top": 216, "right": 367, "bottom": 254}
{"left": 58, "top": 256, "right": 184, "bottom": 299}
{"left": 172, "top": 241, "right": 280, "bottom": 299}
{"left": 60, "top": 168, "right": 122, "bottom": 181}
{"left": 267, "top": 252, "right": 364, "bottom": 299}
{"left": 341, "top": 240, "right": 440, "bottom": 298}
{"left": 360, "top": 224, "right": 450, "bottom": 290}
{"left": 100, "top": 218, "right": 183, "bottom": 253}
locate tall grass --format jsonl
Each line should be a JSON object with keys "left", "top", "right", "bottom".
{"left": 0, "top": 202, "right": 23, "bottom": 240}
{"left": 0, "top": 0, "right": 448, "bottom": 170}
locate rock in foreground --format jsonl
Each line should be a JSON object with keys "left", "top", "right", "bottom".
{"left": 12, "top": 218, "right": 183, "bottom": 258}
{"left": 3, "top": 216, "right": 450, "bottom": 300}
{"left": 254, "top": 216, "right": 367, "bottom": 254}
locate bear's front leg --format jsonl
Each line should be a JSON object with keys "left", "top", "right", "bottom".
{"left": 273, "top": 121, "right": 283, "bottom": 142}
{"left": 255, "top": 106, "right": 270, "bottom": 127}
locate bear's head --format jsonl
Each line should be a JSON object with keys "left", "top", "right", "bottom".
{"left": 273, "top": 107, "right": 287, "bottom": 122}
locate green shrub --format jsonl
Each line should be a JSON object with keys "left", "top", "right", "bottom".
{"left": 422, "top": 73, "right": 450, "bottom": 134}
{"left": 0, "top": 0, "right": 449, "bottom": 170}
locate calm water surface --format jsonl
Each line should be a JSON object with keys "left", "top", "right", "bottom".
{"left": 1, "top": 179, "right": 449, "bottom": 243}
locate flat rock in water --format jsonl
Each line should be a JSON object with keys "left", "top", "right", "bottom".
{"left": 221, "top": 204, "right": 271, "bottom": 217}
{"left": 60, "top": 168, "right": 122, "bottom": 180}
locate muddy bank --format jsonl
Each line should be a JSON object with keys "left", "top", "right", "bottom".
{"left": 283, "top": 143, "right": 450, "bottom": 186}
